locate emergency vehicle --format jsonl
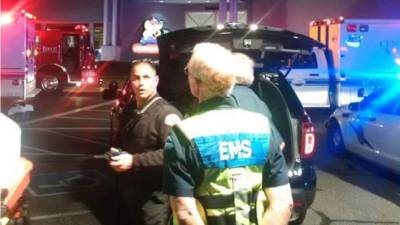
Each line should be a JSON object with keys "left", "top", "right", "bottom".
{"left": 0, "top": 10, "right": 40, "bottom": 99}
{"left": 35, "top": 24, "right": 97, "bottom": 92}
{"left": 309, "top": 17, "right": 400, "bottom": 107}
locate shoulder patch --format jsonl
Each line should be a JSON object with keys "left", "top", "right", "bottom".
{"left": 164, "top": 114, "right": 181, "bottom": 126}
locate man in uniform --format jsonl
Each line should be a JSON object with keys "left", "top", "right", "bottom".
{"left": 163, "top": 43, "right": 293, "bottom": 225}
{"left": 109, "top": 60, "right": 182, "bottom": 225}
{"left": 231, "top": 52, "right": 285, "bottom": 151}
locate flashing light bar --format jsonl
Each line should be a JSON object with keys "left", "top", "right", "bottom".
{"left": 325, "top": 19, "right": 331, "bottom": 25}
{"left": 1, "top": 10, "right": 37, "bottom": 26}
{"left": 309, "top": 17, "right": 345, "bottom": 26}
{"left": 74, "top": 24, "right": 89, "bottom": 32}
{"left": 21, "top": 10, "right": 36, "bottom": 20}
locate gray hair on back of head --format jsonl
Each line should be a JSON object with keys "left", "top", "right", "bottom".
{"left": 232, "top": 52, "right": 255, "bottom": 86}
{"left": 187, "top": 42, "right": 236, "bottom": 98}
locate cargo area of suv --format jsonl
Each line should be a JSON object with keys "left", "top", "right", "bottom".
{"left": 104, "top": 24, "right": 321, "bottom": 224}
{"left": 157, "top": 24, "right": 319, "bottom": 224}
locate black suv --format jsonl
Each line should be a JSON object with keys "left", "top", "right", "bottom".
{"left": 104, "top": 24, "right": 320, "bottom": 224}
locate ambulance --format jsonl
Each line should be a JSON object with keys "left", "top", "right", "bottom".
{"left": 0, "top": 10, "right": 40, "bottom": 99}
{"left": 309, "top": 17, "right": 400, "bottom": 107}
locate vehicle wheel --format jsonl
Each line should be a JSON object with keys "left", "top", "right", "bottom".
{"left": 39, "top": 74, "right": 64, "bottom": 93}
{"left": 328, "top": 121, "right": 346, "bottom": 156}
{"left": 289, "top": 206, "right": 307, "bottom": 225}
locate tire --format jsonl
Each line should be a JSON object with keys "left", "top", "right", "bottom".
{"left": 39, "top": 74, "right": 64, "bottom": 94}
{"left": 289, "top": 205, "right": 307, "bottom": 225}
{"left": 327, "top": 121, "right": 346, "bottom": 156}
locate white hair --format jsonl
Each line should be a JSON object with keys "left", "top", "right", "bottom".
{"left": 187, "top": 42, "right": 236, "bottom": 99}
{"left": 232, "top": 52, "right": 255, "bottom": 86}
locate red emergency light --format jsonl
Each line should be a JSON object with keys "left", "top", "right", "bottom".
{"left": 346, "top": 24, "right": 357, "bottom": 32}
{"left": 309, "top": 17, "right": 346, "bottom": 26}
{"left": 1, "top": 10, "right": 36, "bottom": 25}
{"left": 0, "top": 14, "right": 13, "bottom": 25}
{"left": 74, "top": 24, "right": 89, "bottom": 32}
{"left": 21, "top": 10, "right": 36, "bottom": 20}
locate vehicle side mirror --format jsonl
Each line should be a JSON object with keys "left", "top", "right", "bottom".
{"left": 357, "top": 88, "right": 365, "bottom": 98}
{"left": 348, "top": 102, "right": 360, "bottom": 111}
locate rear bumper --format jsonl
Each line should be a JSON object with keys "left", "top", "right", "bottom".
{"left": 289, "top": 161, "right": 317, "bottom": 221}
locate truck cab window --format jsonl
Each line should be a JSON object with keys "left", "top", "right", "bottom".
{"left": 289, "top": 53, "right": 318, "bottom": 69}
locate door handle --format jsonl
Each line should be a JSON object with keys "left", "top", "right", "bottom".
{"left": 309, "top": 73, "right": 319, "bottom": 77}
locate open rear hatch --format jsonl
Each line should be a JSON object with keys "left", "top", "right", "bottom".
{"left": 157, "top": 24, "right": 322, "bottom": 166}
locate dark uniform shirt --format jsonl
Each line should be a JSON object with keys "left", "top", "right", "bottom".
{"left": 163, "top": 96, "right": 289, "bottom": 197}
{"left": 231, "top": 84, "right": 284, "bottom": 146}
{"left": 120, "top": 95, "right": 182, "bottom": 192}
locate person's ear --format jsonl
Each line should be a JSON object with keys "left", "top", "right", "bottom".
{"left": 155, "top": 75, "right": 159, "bottom": 85}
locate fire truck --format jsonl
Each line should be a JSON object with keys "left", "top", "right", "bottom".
{"left": 35, "top": 24, "right": 98, "bottom": 93}
{"left": 1, "top": 10, "right": 98, "bottom": 98}
{"left": 0, "top": 10, "right": 40, "bottom": 99}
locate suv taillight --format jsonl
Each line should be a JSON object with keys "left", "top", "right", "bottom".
{"left": 300, "top": 119, "right": 316, "bottom": 159}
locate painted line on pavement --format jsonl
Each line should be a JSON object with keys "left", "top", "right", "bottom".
{"left": 21, "top": 153, "right": 47, "bottom": 156}
{"left": 30, "top": 210, "right": 92, "bottom": 221}
{"left": 22, "top": 145, "right": 57, "bottom": 154}
{"left": 56, "top": 116, "right": 109, "bottom": 121}
{"left": 85, "top": 109, "right": 110, "bottom": 113}
{"left": 23, "top": 127, "right": 109, "bottom": 131}
{"left": 36, "top": 128, "right": 108, "bottom": 147}
{"left": 21, "top": 101, "right": 113, "bottom": 126}
{"left": 21, "top": 145, "right": 91, "bottom": 156}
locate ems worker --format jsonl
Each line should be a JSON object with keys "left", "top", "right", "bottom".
{"left": 163, "top": 43, "right": 293, "bottom": 225}
{"left": 231, "top": 52, "right": 285, "bottom": 151}
{"left": 109, "top": 60, "right": 182, "bottom": 225}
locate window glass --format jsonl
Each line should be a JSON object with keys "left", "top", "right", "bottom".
{"left": 359, "top": 89, "right": 384, "bottom": 110}
{"left": 231, "top": 51, "right": 318, "bottom": 72}
{"left": 360, "top": 87, "right": 400, "bottom": 115}
{"left": 288, "top": 53, "right": 318, "bottom": 69}
{"left": 375, "top": 100, "right": 397, "bottom": 114}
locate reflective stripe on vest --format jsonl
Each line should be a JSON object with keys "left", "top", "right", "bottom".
{"left": 176, "top": 108, "right": 271, "bottom": 225}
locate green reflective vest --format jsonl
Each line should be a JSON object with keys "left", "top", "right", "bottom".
{"left": 176, "top": 108, "right": 271, "bottom": 225}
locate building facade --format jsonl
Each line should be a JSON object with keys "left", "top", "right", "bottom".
{"left": 9, "top": 0, "right": 400, "bottom": 61}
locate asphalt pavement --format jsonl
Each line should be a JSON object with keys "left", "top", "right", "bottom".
{"left": 1, "top": 81, "right": 399, "bottom": 225}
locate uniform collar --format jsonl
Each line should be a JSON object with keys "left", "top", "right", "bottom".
{"left": 137, "top": 94, "right": 162, "bottom": 113}
{"left": 196, "top": 96, "right": 236, "bottom": 114}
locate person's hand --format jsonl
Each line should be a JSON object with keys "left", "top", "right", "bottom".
{"left": 279, "top": 142, "right": 286, "bottom": 151}
{"left": 109, "top": 153, "right": 133, "bottom": 172}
